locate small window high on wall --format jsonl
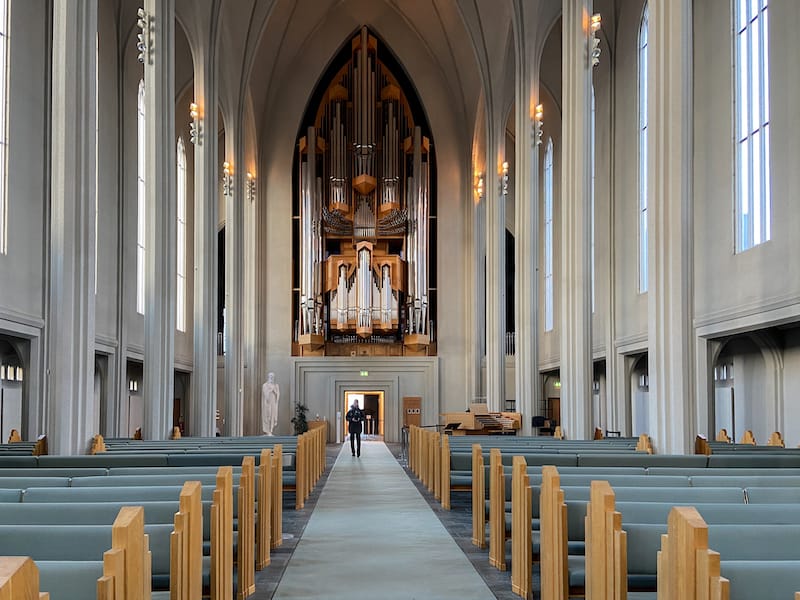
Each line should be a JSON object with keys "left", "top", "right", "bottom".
{"left": 136, "top": 79, "right": 145, "bottom": 314}
{"left": 544, "top": 138, "right": 554, "bottom": 332}
{"left": 0, "top": 0, "right": 9, "bottom": 255}
{"left": 638, "top": 3, "right": 648, "bottom": 292}
{"left": 735, "top": 0, "right": 770, "bottom": 252}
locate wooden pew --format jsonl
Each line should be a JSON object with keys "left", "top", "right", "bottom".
{"left": 0, "top": 556, "right": 49, "bottom": 599}
{"left": 441, "top": 434, "right": 451, "bottom": 509}
{"left": 173, "top": 481, "right": 203, "bottom": 600}
{"left": 584, "top": 480, "right": 625, "bottom": 600}
{"left": 510, "top": 456, "right": 531, "bottom": 599}
{"left": 211, "top": 466, "right": 234, "bottom": 600}
{"left": 659, "top": 506, "right": 729, "bottom": 600}
{"left": 471, "top": 444, "right": 486, "bottom": 548}
{"left": 238, "top": 456, "right": 255, "bottom": 599}
{"left": 539, "top": 465, "right": 568, "bottom": 600}
{"left": 271, "top": 446, "right": 283, "bottom": 549}
{"left": 257, "top": 448, "right": 272, "bottom": 570}
{"left": 488, "top": 448, "right": 505, "bottom": 571}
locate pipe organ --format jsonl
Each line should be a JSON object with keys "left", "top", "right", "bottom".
{"left": 294, "top": 26, "right": 434, "bottom": 356}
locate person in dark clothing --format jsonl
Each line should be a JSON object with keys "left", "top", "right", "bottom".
{"left": 346, "top": 400, "right": 365, "bottom": 456}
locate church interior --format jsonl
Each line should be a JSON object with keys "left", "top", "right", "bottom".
{"left": 2, "top": 0, "right": 800, "bottom": 598}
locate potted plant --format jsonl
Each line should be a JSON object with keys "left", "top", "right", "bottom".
{"left": 291, "top": 402, "right": 309, "bottom": 435}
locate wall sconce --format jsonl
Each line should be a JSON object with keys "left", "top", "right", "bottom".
{"left": 129, "top": 379, "right": 138, "bottom": 393}
{"left": 590, "top": 13, "right": 602, "bottom": 68}
{"left": 0, "top": 365, "right": 4, "bottom": 380}
{"left": 534, "top": 104, "right": 544, "bottom": 146}
{"left": 501, "top": 161, "right": 509, "bottom": 195}
{"left": 474, "top": 172, "right": 484, "bottom": 201}
{"left": 189, "top": 102, "right": 202, "bottom": 145}
{"left": 638, "top": 373, "right": 649, "bottom": 389}
{"left": 15, "top": 367, "right": 23, "bottom": 382}
{"left": 246, "top": 172, "right": 256, "bottom": 202}
{"left": 136, "top": 8, "right": 152, "bottom": 65}
{"left": 222, "top": 161, "right": 233, "bottom": 196}
{"left": 592, "top": 380, "right": 600, "bottom": 393}
{"left": 553, "top": 379, "right": 562, "bottom": 389}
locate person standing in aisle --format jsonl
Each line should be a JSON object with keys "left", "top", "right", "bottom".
{"left": 346, "top": 399, "right": 365, "bottom": 457}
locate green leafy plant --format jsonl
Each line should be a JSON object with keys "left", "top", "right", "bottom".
{"left": 291, "top": 402, "right": 309, "bottom": 435}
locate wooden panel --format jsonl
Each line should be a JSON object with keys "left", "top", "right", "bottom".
{"left": 403, "top": 397, "right": 422, "bottom": 428}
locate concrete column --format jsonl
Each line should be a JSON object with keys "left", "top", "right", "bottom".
{"left": 143, "top": 0, "right": 176, "bottom": 440}
{"left": 646, "top": 0, "right": 695, "bottom": 454}
{"left": 559, "top": 0, "right": 593, "bottom": 440}
{"left": 512, "top": 4, "right": 540, "bottom": 436}
{"left": 485, "top": 126, "right": 506, "bottom": 414}
{"left": 470, "top": 168, "right": 486, "bottom": 406}
{"left": 190, "top": 47, "right": 218, "bottom": 437}
{"left": 47, "top": 0, "right": 97, "bottom": 455}
{"left": 223, "top": 134, "right": 244, "bottom": 436}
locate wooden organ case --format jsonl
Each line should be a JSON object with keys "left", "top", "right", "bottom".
{"left": 293, "top": 27, "right": 436, "bottom": 357}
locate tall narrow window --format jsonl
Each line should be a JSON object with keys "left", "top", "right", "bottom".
{"left": 735, "top": 0, "right": 770, "bottom": 252}
{"left": 95, "top": 35, "right": 99, "bottom": 292}
{"left": 591, "top": 85, "right": 596, "bottom": 312}
{"left": 176, "top": 137, "right": 186, "bottom": 332}
{"left": 136, "top": 79, "right": 145, "bottom": 314}
{"left": 544, "top": 138, "right": 554, "bottom": 332}
{"left": 0, "top": 0, "right": 9, "bottom": 254}
{"left": 638, "top": 4, "right": 649, "bottom": 292}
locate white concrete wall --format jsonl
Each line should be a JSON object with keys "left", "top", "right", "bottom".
{"left": 694, "top": 0, "right": 800, "bottom": 332}
{"left": 0, "top": 0, "right": 49, "bottom": 326}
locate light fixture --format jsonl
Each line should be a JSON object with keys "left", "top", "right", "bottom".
{"left": 246, "top": 172, "right": 256, "bottom": 202}
{"left": 501, "top": 161, "right": 509, "bottom": 195}
{"left": 553, "top": 379, "right": 561, "bottom": 389}
{"left": 222, "top": 161, "right": 233, "bottom": 196}
{"left": 0, "top": 365, "right": 5, "bottom": 380}
{"left": 638, "top": 373, "right": 649, "bottom": 389}
{"left": 15, "top": 367, "right": 22, "bottom": 382}
{"left": 534, "top": 104, "right": 544, "bottom": 146}
{"left": 189, "top": 102, "right": 202, "bottom": 145}
{"left": 474, "top": 172, "right": 484, "bottom": 201}
{"left": 129, "top": 379, "right": 138, "bottom": 393}
{"left": 136, "top": 8, "right": 152, "bottom": 65}
{"left": 590, "top": 13, "right": 602, "bottom": 68}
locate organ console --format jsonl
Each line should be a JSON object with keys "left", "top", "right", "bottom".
{"left": 294, "top": 27, "right": 435, "bottom": 357}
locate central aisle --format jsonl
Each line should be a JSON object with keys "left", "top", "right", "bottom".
{"left": 273, "top": 441, "right": 495, "bottom": 599}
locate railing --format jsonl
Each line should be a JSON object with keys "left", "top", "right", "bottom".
{"left": 505, "top": 331, "right": 516, "bottom": 356}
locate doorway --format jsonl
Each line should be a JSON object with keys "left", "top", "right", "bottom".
{"left": 344, "top": 391, "right": 384, "bottom": 440}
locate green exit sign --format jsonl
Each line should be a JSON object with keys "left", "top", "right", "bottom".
{"left": 360, "top": 370, "right": 369, "bottom": 377}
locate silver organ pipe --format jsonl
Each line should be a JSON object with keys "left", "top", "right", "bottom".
{"left": 356, "top": 244, "right": 372, "bottom": 335}
{"left": 330, "top": 102, "right": 347, "bottom": 209}
{"left": 381, "top": 264, "right": 392, "bottom": 327}
{"left": 405, "top": 177, "right": 416, "bottom": 331}
{"left": 406, "top": 126, "right": 428, "bottom": 336}
{"left": 299, "top": 126, "right": 323, "bottom": 336}
{"left": 337, "top": 264, "right": 348, "bottom": 329}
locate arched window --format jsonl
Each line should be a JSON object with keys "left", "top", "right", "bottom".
{"left": 176, "top": 137, "right": 186, "bottom": 332}
{"left": 638, "top": 3, "right": 649, "bottom": 292}
{"left": 0, "top": 0, "right": 9, "bottom": 254}
{"left": 544, "top": 138, "right": 554, "bottom": 332}
{"left": 136, "top": 79, "right": 145, "bottom": 314}
{"left": 735, "top": 0, "right": 770, "bottom": 251}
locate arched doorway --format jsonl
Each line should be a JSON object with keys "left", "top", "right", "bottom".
{"left": 0, "top": 339, "right": 24, "bottom": 441}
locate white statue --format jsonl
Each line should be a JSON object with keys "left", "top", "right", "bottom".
{"left": 261, "top": 372, "right": 280, "bottom": 435}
